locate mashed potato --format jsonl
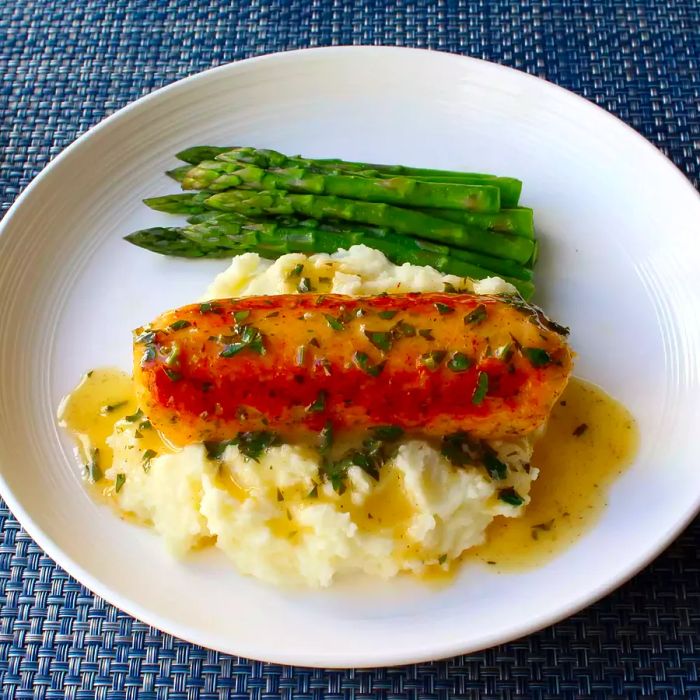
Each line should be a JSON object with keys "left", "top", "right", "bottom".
{"left": 94, "top": 246, "right": 536, "bottom": 587}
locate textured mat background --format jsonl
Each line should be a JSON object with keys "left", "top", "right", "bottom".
{"left": 0, "top": 1, "right": 699, "bottom": 697}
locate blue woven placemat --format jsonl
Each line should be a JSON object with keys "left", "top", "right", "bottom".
{"left": 1, "top": 1, "right": 699, "bottom": 697}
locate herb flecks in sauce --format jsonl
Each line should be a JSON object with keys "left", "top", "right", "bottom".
{"left": 447, "top": 352, "right": 471, "bottom": 372}
{"left": 471, "top": 371, "right": 489, "bottom": 405}
{"left": 498, "top": 487, "right": 524, "bottom": 507}
{"left": 465, "top": 304, "right": 487, "bottom": 325}
{"left": 523, "top": 347, "right": 551, "bottom": 367}
{"left": 353, "top": 351, "right": 384, "bottom": 377}
{"left": 364, "top": 330, "right": 393, "bottom": 352}
{"left": 420, "top": 350, "right": 447, "bottom": 371}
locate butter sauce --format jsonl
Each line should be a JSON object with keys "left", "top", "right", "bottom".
{"left": 468, "top": 377, "right": 638, "bottom": 570}
{"left": 59, "top": 370, "right": 637, "bottom": 573}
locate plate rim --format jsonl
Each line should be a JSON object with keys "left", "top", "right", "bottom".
{"left": 1, "top": 45, "right": 699, "bottom": 667}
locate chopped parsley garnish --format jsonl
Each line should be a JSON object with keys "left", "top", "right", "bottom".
{"left": 522, "top": 347, "right": 552, "bottom": 367}
{"left": 220, "top": 325, "right": 266, "bottom": 358}
{"left": 371, "top": 425, "right": 404, "bottom": 441}
{"left": 498, "top": 488, "right": 524, "bottom": 506}
{"left": 483, "top": 451, "right": 507, "bottom": 480}
{"left": 438, "top": 554, "right": 447, "bottom": 565}
{"left": 233, "top": 310, "right": 251, "bottom": 324}
{"left": 418, "top": 328, "right": 435, "bottom": 341}
{"left": 307, "top": 485, "right": 319, "bottom": 499}
{"left": 435, "top": 302, "right": 454, "bottom": 315}
{"left": 465, "top": 304, "right": 487, "bottom": 325}
{"left": 321, "top": 437, "right": 392, "bottom": 493}
{"left": 321, "top": 459, "right": 350, "bottom": 494}
{"left": 441, "top": 433, "right": 506, "bottom": 481}
{"left": 204, "top": 440, "right": 233, "bottom": 460}
{"left": 391, "top": 320, "right": 416, "bottom": 339}
{"left": 125, "top": 409, "right": 143, "bottom": 423}
{"left": 306, "top": 390, "right": 327, "bottom": 413}
{"left": 420, "top": 350, "right": 447, "bottom": 371}
{"left": 319, "top": 421, "right": 334, "bottom": 454}
{"left": 297, "top": 277, "right": 313, "bottom": 293}
{"left": 115, "top": 473, "right": 126, "bottom": 493}
{"left": 168, "top": 320, "right": 191, "bottom": 331}
{"left": 287, "top": 263, "right": 304, "bottom": 279}
{"left": 199, "top": 301, "right": 219, "bottom": 314}
{"left": 353, "top": 351, "right": 384, "bottom": 377}
{"left": 142, "top": 449, "right": 157, "bottom": 472}
{"left": 235, "top": 431, "right": 279, "bottom": 461}
{"left": 378, "top": 310, "right": 398, "bottom": 320}
{"left": 364, "top": 330, "right": 393, "bottom": 352}
{"left": 471, "top": 371, "right": 489, "bottom": 405}
{"left": 204, "top": 431, "right": 280, "bottom": 462}
{"left": 324, "top": 314, "right": 345, "bottom": 331}
{"left": 100, "top": 400, "right": 129, "bottom": 415}
{"left": 447, "top": 352, "right": 471, "bottom": 372}
{"left": 163, "top": 368, "right": 182, "bottom": 382}
{"left": 441, "top": 432, "right": 481, "bottom": 467}
{"left": 164, "top": 343, "right": 180, "bottom": 367}
{"left": 139, "top": 420, "right": 152, "bottom": 431}
{"left": 87, "top": 449, "right": 102, "bottom": 483}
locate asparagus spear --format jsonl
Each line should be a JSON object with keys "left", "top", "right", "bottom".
{"left": 124, "top": 221, "right": 533, "bottom": 298}
{"left": 176, "top": 146, "right": 238, "bottom": 164}
{"left": 166, "top": 165, "right": 192, "bottom": 183}
{"left": 176, "top": 146, "right": 522, "bottom": 207}
{"left": 425, "top": 207, "right": 534, "bottom": 238}
{"left": 124, "top": 227, "right": 230, "bottom": 257}
{"left": 185, "top": 213, "right": 531, "bottom": 281}
{"left": 148, "top": 190, "right": 534, "bottom": 247}
{"left": 182, "top": 161, "right": 501, "bottom": 213}
{"left": 142, "top": 191, "right": 214, "bottom": 214}
{"left": 203, "top": 189, "right": 535, "bottom": 263}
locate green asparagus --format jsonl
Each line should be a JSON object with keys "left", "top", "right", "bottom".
{"left": 124, "top": 220, "right": 533, "bottom": 298}
{"left": 176, "top": 146, "right": 522, "bottom": 207}
{"left": 176, "top": 146, "right": 238, "bottom": 164}
{"left": 203, "top": 189, "right": 535, "bottom": 263}
{"left": 184, "top": 212, "right": 531, "bottom": 281}
{"left": 182, "top": 161, "right": 501, "bottom": 213}
{"left": 147, "top": 191, "right": 534, "bottom": 241}
{"left": 425, "top": 207, "right": 534, "bottom": 238}
{"left": 166, "top": 165, "right": 192, "bottom": 183}
{"left": 143, "top": 191, "right": 214, "bottom": 214}
{"left": 124, "top": 227, "right": 230, "bottom": 257}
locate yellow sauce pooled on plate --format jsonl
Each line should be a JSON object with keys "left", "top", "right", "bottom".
{"left": 468, "top": 377, "right": 639, "bottom": 570}
{"left": 60, "top": 370, "right": 638, "bottom": 575}
{"left": 58, "top": 368, "right": 170, "bottom": 491}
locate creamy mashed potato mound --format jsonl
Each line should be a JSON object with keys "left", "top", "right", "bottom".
{"left": 94, "top": 246, "right": 537, "bottom": 587}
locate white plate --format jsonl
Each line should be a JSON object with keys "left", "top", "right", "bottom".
{"left": 0, "top": 47, "right": 699, "bottom": 668}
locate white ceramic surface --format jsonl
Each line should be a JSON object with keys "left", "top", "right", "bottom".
{"left": 0, "top": 47, "right": 699, "bottom": 667}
